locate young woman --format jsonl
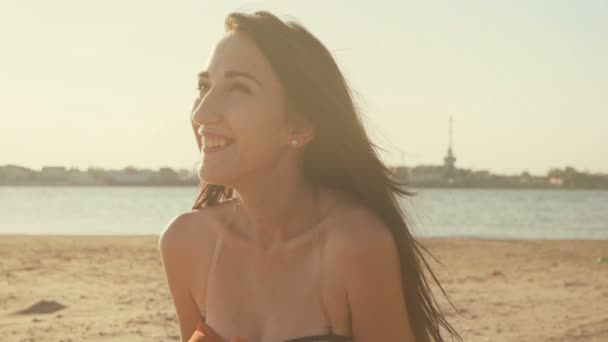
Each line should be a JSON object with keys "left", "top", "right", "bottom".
{"left": 159, "top": 10, "right": 462, "bottom": 342}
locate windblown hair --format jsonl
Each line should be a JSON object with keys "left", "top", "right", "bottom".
{"left": 191, "top": 11, "right": 463, "bottom": 342}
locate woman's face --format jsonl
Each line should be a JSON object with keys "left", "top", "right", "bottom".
{"left": 191, "top": 32, "right": 292, "bottom": 185}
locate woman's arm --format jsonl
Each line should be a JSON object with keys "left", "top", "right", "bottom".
{"left": 159, "top": 213, "right": 204, "bottom": 342}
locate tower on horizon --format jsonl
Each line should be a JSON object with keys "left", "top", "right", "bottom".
{"left": 443, "top": 116, "right": 456, "bottom": 182}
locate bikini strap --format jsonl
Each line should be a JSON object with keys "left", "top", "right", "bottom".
{"left": 202, "top": 228, "right": 224, "bottom": 321}
{"left": 314, "top": 200, "right": 334, "bottom": 335}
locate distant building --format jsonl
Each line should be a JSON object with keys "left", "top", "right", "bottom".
{"left": 0, "top": 164, "right": 34, "bottom": 183}
{"left": 443, "top": 116, "right": 456, "bottom": 182}
{"left": 66, "top": 170, "right": 95, "bottom": 185}
{"left": 177, "top": 168, "right": 198, "bottom": 183}
{"left": 106, "top": 169, "right": 150, "bottom": 184}
{"left": 158, "top": 167, "right": 179, "bottom": 182}
{"left": 549, "top": 177, "right": 564, "bottom": 186}
{"left": 408, "top": 165, "right": 445, "bottom": 184}
{"left": 40, "top": 166, "right": 68, "bottom": 181}
{"left": 392, "top": 117, "right": 460, "bottom": 187}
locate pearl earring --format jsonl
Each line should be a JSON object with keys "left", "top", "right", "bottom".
{"left": 291, "top": 139, "right": 298, "bottom": 146}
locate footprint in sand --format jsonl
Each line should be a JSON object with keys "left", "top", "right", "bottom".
{"left": 15, "top": 300, "right": 67, "bottom": 315}
{"left": 563, "top": 280, "right": 588, "bottom": 287}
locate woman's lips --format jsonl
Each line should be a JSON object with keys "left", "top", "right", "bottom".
{"left": 200, "top": 131, "right": 233, "bottom": 139}
{"left": 202, "top": 139, "right": 235, "bottom": 153}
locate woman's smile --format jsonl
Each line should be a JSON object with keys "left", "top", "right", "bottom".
{"left": 202, "top": 139, "right": 236, "bottom": 154}
{"left": 201, "top": 134, "right": 236, "bottom": 154}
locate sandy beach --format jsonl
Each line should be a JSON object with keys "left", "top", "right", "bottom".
{"left": 0, "top": 235, "right": 606, "bottom": 342}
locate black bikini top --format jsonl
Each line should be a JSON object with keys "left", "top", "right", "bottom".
{"left": 201, "top": 314, "right": 352, "bottom": 342}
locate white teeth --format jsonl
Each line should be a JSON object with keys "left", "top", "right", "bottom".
{"left": 202, "top": 137, "right": 231, "bottom": 148}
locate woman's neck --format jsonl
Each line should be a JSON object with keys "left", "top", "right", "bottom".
{"left": 229, "top": 176, "right": 321, "bottom": 253}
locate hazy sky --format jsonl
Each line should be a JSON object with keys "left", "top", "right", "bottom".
{"left": 2, "top": 1, "right": 607, "bottom": 175}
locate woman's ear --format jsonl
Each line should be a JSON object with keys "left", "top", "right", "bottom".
{"left": 286, "top": 115, "right": 315, "bottom": 148}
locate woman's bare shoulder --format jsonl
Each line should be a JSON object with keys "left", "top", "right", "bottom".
{"left": 158, "top": 201, "right": 236, "bottom": 257}
{"left": 158, "top": 202, "right": 237, "bottom": 334}
{"left": 323, "top": 193, "right": 394, "bottom": 267}
{"left": 323, "top": 190, "right": 388, "bottom": 241}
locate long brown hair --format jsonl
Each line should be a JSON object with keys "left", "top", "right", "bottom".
{"left": 191, "top": 11, "right": 463, "bottom": 342}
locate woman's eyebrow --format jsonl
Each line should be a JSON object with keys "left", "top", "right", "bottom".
{"left": 197, "top": 70, "right": 262, "bottom": 87}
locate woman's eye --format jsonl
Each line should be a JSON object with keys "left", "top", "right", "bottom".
{"left": 196, "top": 81, "right": 210, "bottom": 92}
{"left": 230, "top": 83, "right": 250, "bottom": 94}
{"left": 196, "top": 81, "right": 249, "bottom": 94}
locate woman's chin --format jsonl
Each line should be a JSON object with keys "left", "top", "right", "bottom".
{"left": 197, "top": 166, "right": 233, "bottom": 186}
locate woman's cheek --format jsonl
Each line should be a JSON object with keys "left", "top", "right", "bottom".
{"left": 230, "top": 94, "right": 255, "bottom": 113}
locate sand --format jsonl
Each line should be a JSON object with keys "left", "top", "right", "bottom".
{"left": 0, "top": 235, "right": 606, "bottom": 342}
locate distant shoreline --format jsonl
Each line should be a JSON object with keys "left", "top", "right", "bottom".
{"left": 3, "top": 164, "right": 607, "bottom": 189}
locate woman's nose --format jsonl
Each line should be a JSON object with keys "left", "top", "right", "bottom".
{"left": 191, "top": 90, "right": 223, "bottom": 126}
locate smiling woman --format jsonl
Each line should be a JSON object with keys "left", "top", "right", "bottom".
{"left": 159, "top": 10, "right": 463, "bottom": 342}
